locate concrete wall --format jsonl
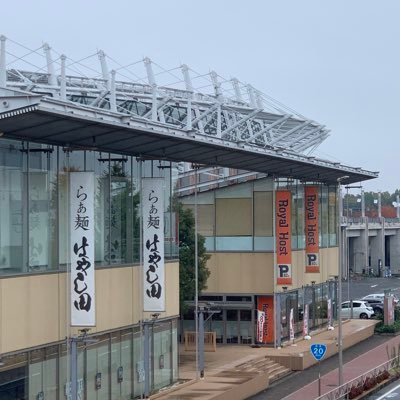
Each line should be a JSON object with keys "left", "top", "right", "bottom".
{"left": 0, "top": 262, "right": 179, "bottom": 354}
{"left": 204, "top": 247, "right": 338, "bottom": 294}
{"left": 390, "top": 230, "right": 400, "bottom": 274}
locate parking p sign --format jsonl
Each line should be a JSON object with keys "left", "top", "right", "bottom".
{"left": 310, "top": 343, "right": 327, "bottom": 361}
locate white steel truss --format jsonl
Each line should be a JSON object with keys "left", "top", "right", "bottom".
{"left": 0, "top": 36, "right": 329, "bottom": 154}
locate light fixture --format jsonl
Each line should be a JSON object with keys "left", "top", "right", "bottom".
{"left": 0, "top": 132, "right": 4, "bottom": 137}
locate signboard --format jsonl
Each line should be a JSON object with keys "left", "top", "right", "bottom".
{"left": 142, "top": 178, "right": 165, "bottom": 311}
{"left": 257, "top": 310, "right": 265, "bottom": 343}
{"left": 310, "top": 343, "right": 327, "bottom": 361}
{"left": 276, "top": 190, "right": 292, "bottom": 285}
{"left": 70, "top": 172, "right": 96, "bottom": 326}
{"left": 257, "top": 296, "right": 274, "bottom": 344}
{"left": 305, "top": 186, "right": 319, "bottom": 273}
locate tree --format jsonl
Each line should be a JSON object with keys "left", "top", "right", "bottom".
{"left": 176, "top": 202, "right": 210, "bottom": 313}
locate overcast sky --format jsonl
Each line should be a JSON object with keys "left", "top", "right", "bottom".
{"left": 2, "top": 1, "right": 399, "bottom": 193}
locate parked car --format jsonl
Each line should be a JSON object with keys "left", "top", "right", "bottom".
{"left": 361, "top": 293, "right": 399, "bottom": 305}
{"left": 341, "top": 301, "right": 374, "bottom": 319}
{"left": 359, "top": 298, "right": 384, "bottom": 316}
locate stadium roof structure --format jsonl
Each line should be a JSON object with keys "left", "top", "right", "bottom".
{"left": 0, "top": 36, "right": 378, "bottom": 185}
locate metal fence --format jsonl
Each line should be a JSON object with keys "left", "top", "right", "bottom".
{"left": 276, "top": 280, "right": 337, "bottom": 343}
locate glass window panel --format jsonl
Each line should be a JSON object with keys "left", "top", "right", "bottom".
{"left": 86, "top": 338, "right": 110, "bottom": 400}
{"left": 216, "top": 198, "right": 252, "bottom": 236}
{"left": 329, "top": 187, "right": 337, "bottom": 246}
{"left": 153, "top": 323, "right": 172, "bottom": 391}
{"left": 0, "top": 139, "right": 26, "bottom": 275}
{"left": 28, "top": 145, "right": 57, "bottom": 272}
{"left": 254, "top": 191, "right": 273, "bottom": 236}
{"left": 94, "top": 153, "right": 110, "bottom": 266}
{"left": 133, "top": 332, "right": 144, "bottom": 398}
{"left": 183, "top": 204, "right": 215, "bottom": 236}
{"left": 110, "top": 158, "right": 132, "bottom": 264}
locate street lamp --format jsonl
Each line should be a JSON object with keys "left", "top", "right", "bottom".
{"left": 337, "top": 175, "right": 349, "bottom": 387}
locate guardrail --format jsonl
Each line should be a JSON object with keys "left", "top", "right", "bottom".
{"left": 314, "top": 357, "right": 397, "bottom": 400}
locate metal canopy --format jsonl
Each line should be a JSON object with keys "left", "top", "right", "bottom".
{"left": 0, "top": 95, "right": 377, "bottom": 185}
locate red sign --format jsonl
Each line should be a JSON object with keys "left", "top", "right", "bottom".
{"left": 276, "top": 191, "right": 292, "bottom": 285}
{"left": 305, "top": 186, "right": 319, "bottom": 273}
{"left": 257, "top": 296, "right": 274, "bottom": 344}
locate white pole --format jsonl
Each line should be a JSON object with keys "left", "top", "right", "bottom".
{"left": 194, "top": 166, "right": 199, "bottom": 379}
{"left": 337, "top": 175, "right": 348, "bottom": 387}
{"left": 110, "top": 70, "right": 117, "bottom": 112}
{"left": 43, "top": 43, "right": 57, "bottom": 86}
{"left": 60, "top": 55, "right": 67, "bottom": 101}
{"left": 0, "top": 35, "right": 6, "bottom": 87}
{"left": 397, "top": 195, "right": 400, "bottom": 219}
{"left": 98, "top": 50, "right": 110, "bottom": 89}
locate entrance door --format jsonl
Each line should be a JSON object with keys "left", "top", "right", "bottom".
{"left": 239, "top": 310, "right": 252, "bottom": 344}
{"left": 226, "top": 310, "right": 238, "bottom": 343}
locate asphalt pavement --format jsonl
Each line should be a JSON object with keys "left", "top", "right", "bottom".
{"left": 368, "top": 379, "right": 400, "bottom": 399}
{"left": 343, "top": 276, "right": 400, "bottom": 302}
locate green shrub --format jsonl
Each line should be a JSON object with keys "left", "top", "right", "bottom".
{"left": 375, "top": 320, "right": 400, "bottom": 333}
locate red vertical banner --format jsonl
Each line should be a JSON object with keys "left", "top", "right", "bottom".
{"left": 276, "top": 190, "right": 292, "bottom": 285}
{"left": 305, "top": 186, "right": 319, "bottom": 273}
{"left": 257, "top": 296, "right": 274, "bottom": 344}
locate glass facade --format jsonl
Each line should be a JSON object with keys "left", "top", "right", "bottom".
{"left": 0, "top": 322, "right": 178, "bottom": 400}
{"left": 0, "top": 138, "right": 179, "bottom": 276}
{"left": 181, "top": 179, "right": 337, "bottom": 252}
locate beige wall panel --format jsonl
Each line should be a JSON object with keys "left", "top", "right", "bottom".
{"left": 1, "top": 262, "right": 179, "bottom": 354}
{"left": 1, "top": 274, "right": 60, "bottom": 353}
{"left": 204, "top": 253, "right": 274, "bottom": 294}
{"left": 204, "top": 248, "right": 339, "bottom": 295}
{"left": 95, "top": 267, "right": 134, "bottom": 332}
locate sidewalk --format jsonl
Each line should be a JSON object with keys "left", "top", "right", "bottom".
{"left": 283, "top": 334, "right": 400, "bottom": 400}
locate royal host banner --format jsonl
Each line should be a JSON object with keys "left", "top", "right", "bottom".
{"left": 257, "top": 296, "right": 274, "bottom": 344}
{"left": 305, "top": 186, "right": 319, "bottom": 273}
{"left": 276, "top": 190, "right": 292, "bottom": 285}
{"left": 142, "top": 178, "right": 165, "bottom": 312}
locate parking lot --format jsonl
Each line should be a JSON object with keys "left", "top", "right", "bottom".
{"left": 342, "top": 276, "right": 400, "bottom": 301}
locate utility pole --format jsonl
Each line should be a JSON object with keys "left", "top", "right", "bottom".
{"left": 337, "top": 176, "right": 349, "bottom": 387}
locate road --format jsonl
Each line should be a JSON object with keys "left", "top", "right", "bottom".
{"left": 368, "top": 379, "right": 400, "bottom": 399}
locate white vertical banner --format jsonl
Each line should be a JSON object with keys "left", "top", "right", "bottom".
{"left": 257, "top": 310, "right": 265, "bottom": 343}
{"left": 303, "top": 304, "right": 309, "bottom": 336}
{"left": 327, "top": 298, "right": 332, "bottom": 327}
{"left": 142, "top": 178, "right": 165, "bottom": 311}
{"left": 70, "top": 172, "right": 96, "bottom": 326}
{"left": 289, "top": 308, "right": 294, "bottom": 341}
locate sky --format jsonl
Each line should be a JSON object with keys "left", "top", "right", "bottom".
{"left": 1, "top": 0, "right": 399, "bottom": 193}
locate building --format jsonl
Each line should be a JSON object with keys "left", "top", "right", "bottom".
{"left": 342, "top": 191, "right": 400, "bottom": 277}
{"left": 0, "top": 36, "right": 377, "bottom": 399}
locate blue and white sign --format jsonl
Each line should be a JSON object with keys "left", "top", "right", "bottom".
{"left": 310, "top": 344, "right": 327, "bottom": 361}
